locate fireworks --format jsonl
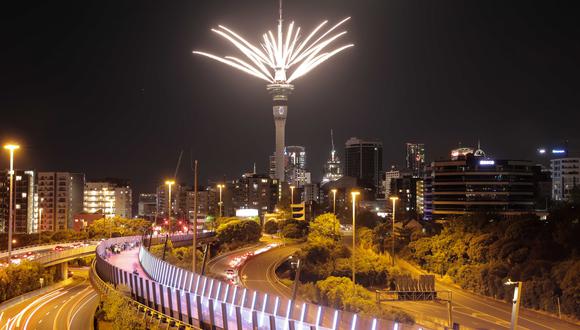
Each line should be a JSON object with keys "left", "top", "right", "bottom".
{"left": 193, "top": 16, "right": 353, "bottom": 83}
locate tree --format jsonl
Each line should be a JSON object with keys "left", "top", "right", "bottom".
{"left": 357, "top": 210, "right": 381, "bottom": 229}
{"left": 308, "top": 213, "right": 341, "bottom": 244}
{"left": 101, "top": 285, "right": 146, "bottom": 330}
{"left": 264, "top": 220, "right": 279, "bottom": 234}
{"left": 278, "top": 219, "right": 308, "bottom": 239}
{"left": 216, "top": 219, "right": 261, "bottom": 244}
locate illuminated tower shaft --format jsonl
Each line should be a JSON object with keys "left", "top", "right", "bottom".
{"left": 268, "top": 83, "right": 294, "bottom": 182}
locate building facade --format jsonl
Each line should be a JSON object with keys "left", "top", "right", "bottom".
{"left": 406, "top": 143, "right": 425, "bottom": 178}
{"left": 38, "top": 172, "right": 85, "bottom": 232}
{"left": 138, "top": 193, "right": 157, "bottom": 219}
{"left": 285, "top": 146, "right": 310, "bottom": 187}
{"left": 84, "top": 179, "right": 132, "bottom": 218}
{"left": 424, "top": 154, "right": 541, "bottom": 220}
{"left": 344, "top": 137, "right": 383, "bottom": 192}
{"left": 551, "top": 157, "right": 580, "bottom": 201}
{"left": 382, "top": 166, "right": 400, "bottom": 198}
{"left": 322, "top": 130, "right": 343, "bottom": 183}
{"left": 232, "top": 173, "right": 279, "bottom": 216}
{"left": 0, "top": 170, "right": 36, "bottom": 234}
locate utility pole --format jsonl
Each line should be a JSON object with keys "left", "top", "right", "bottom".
{"left": 192, "top": 160, "right": 198, "bottom": 274}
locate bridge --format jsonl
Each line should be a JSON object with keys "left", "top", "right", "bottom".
{"left": 93, "top": 235, "right": 410, "bottom": 330}
{"left": 3, "top": 234, "right": 410, "bottom": 329}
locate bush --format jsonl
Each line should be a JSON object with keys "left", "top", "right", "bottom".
{"left": 279, "top": 219, "right": 308, "bottom": 239}
{"left": 217, "top": 219, "right": 261, "bottom": 244}
{"left": 264, "top": 220, "right": 279, "bottom": 234}
{"left": 0, "top": 261, "right": 54, "bottom": 303}
{"left": 407, "top": 214, "right": 580, "bottom": 318}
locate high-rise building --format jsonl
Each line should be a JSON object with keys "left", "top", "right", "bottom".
{"left": 551, "top": 157, "right": 580, "bottom": 201}
{"left": 322, "top": 129, "right": 342, "bottom": 183}
{"left": 84, "top": 179, "right": 132, "bottom": 218}
{"left": 424, "top": 150, "right": 542, "bottom": 220}
{"left": 382, "top": 166, "right": 400, "bottom": 198}
{"left": 391, "top": 174, "right": 420, "bottom": 217}
{"left": 38, "top": 172, "right": 85, "bottom": 231}
{"left": 406, "top": 143, "right": 425, "bottom": 178}
{"left": 0, "top": 170, "right": 36, "bottom": 234}
{"left": 232, "top": 173, "right": 279, "bottom": 215}
{"left": 285, "top": 146, "right": 309, "bottom": 187}
{"left": 157, "top": 182, "right": 185, "bottom": 219}
{"left": 138, "top": 193, "right": 157, "bottom": 219}
{"left": 345, "top": 137, "right": 383, "bottom": 192}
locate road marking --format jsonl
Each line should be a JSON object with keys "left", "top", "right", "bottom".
{"left": 54, "top": 280, "right": 90, "bottom": 330}
{"left": 69, "top": 292, "right": 98, "bottom": 329}
{"left": 65, "top": 288, "right": 96, "bottom": 330}
{"left": 22, "top": 290, "right": 67, "bottom": 330}
{"left": 9, "top": 289, "right": 65, "bottom": 329}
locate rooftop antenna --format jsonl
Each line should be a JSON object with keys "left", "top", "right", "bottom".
{"left": 279, "top": 0, "right": 283, "bottom": 24}
{"left": 331, "top": 129, "right": 335, "bottom": 151}
{"left": 253, "top": 162, "right": 257, "bottom": 174}
{"left": 174, "top": 150, "right": 183, "bottom": 180}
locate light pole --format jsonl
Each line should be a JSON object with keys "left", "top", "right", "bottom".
{"left": 38, "top": 207, "right": 43, "bottom": 245}
{"left": 290, "top": 185, "right": 295, "bottom": 205}
{"left": 331, "top": 188, "right": 337, "bottom": 214}
{"left": 389, "top": 196, "right": 399, "bottom": 266}
{"left": 331, "top": 188, "right": 338, "bottom": 236}
{"left": 4, "top": 143, "right": 20, "bottom": 261}
{"left": 165, "top": 180, "right": 175, "bottom": 233}
{"left": 351, "top": 190, "right": 360, "bottom": 295}
{"left": 505, "top": 279, "right": 523, "bottom": 330}
{"left": 217, "top": 184, "right": 225, "bottom": 217}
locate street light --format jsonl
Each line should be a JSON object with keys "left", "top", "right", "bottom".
{"left": 38, "top": 207, "right": 43, "bottom": 245}
{"left": 3, "top": 143, "right": 19, "bottom": 261}
{"left": 331, "top": 188, "right": 337, "bottom": 214}
{"left": 351, "top": 190, "right": 360, "bottom": 295}
{"left": 389, "top": 196, "right": 399, "bottom": 266}
{"left": 505, "top": 279, "right": 523, "bottom": 330}
{"left": 331, "top": 188, "right": 338, "bottom": 235}
{"left": 165, "top": 180, "right": 175, "bottom": 233}
{"left": 217, "top": 184, "right": 225, "bottom": 217}
{"left": 290, "top": 185, "right": 295, "bottom": 205}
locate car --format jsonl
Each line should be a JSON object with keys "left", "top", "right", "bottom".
{"left": 54, "top": 246, "right": 65, "bottom": 251}
{"left": 225, "top": 269, "right": 235, "bottom": 279}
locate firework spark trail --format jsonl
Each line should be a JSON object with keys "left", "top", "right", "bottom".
{"left": 193, "top": 17, "right": 353, "bottom": 84}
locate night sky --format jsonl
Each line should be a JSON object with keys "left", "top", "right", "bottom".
{"left": 1, "top": 1, "right": 579, "bottom": 196}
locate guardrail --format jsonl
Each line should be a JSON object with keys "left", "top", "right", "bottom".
{"left": 34, "top": 245, "right": 96, "bottom": 265}
{"left": 89, "top": 258, "right": 197, "bottom": 329}
{"left": 139, "top": 245, "right": 404, "bottom": 329}
{"left": 95, "top": 236, "right": 418, "bottom": 329}
{"left": 0, "top": 240, "right": 98, "bottom": 259}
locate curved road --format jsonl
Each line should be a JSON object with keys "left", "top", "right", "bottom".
{"left": 0, "top": 268, "right": 99, "bottom": 330}
{"left": 238, "top": 245, "right": 299, "bottom": 299}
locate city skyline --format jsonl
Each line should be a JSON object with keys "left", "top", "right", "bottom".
{"left": 1, "top": 1, "right": 579, "bottom": 196}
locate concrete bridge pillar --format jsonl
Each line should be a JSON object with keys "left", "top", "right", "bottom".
{"left": 56, "top": 262, "right": 69, "bottom": 281}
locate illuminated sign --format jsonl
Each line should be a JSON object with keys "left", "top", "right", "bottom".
{"left": 236, "top": 208, "right": 259, "bottom": 217}
{"left": 538, "top": 149, "right": 546, "bottom": 154}
{"left": 552, "top": 149, "right": 566, "bottom": 154}
{"left": 479, "top": 160, "right": 495, "bottom": 166}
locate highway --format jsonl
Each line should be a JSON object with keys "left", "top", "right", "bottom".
{"left": 393, "top": 258, "right": 580, "bottom": 330}
{"left": 235, "top": 233, "right": 580, "bottom": 330}
{"left": 0, "top": 268, "right": 100, "bottom": 330}
{"left": 238, "top": 245, "right": 299, "bottom": 299}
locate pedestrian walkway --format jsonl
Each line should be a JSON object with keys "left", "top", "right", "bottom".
{"left": 107, "top": 247, "right": 150, "bottom": 279}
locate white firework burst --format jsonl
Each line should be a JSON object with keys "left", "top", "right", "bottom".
{"left": 193, "top": 16, "right": 353, "bottom": 84}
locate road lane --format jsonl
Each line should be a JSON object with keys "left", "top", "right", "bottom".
{"left": 0, "top": 268, "right": 99, "bottom": 330}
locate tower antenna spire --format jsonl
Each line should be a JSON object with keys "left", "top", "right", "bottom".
{"left": 279, "top": 0, "right": 283, "bottom": 24}
{"left": 331, "top": 129, "right": 335, "bottom": 151}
